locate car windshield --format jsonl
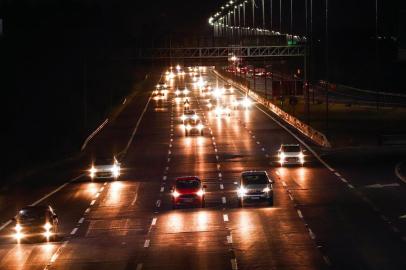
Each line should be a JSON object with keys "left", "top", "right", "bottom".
{"left": 176, "top": 179, "right": 200, "bottom": 189}
{"left": 18, "top": 209, "right": 46, "bottom": 221}
{"left": 242, "top": 174, "right": 268, "bottom": 185}
{"left": 282, "top": 145, "right": 301, "bottom": 152}
{"left": 94, "top": 158, "right": 115, "bottom": 166}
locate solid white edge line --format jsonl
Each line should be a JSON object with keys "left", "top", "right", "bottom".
{"left": 120, "top": 91, "right": 153, "bottom": 158}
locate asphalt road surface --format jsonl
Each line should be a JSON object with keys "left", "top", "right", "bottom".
{"left": 0, "top": 67, "right": 405, "bottom": 270}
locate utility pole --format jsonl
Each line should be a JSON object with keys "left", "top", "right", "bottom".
{"left": 279, "top": 0, "right": 282, "bottom": 33}
{"left": 375, "top": 0, "right": 380, "bottom": 111}
{"left": 252, "top": 0, "right": 256, "bottom": 35}
{"left": 83, "top": 56, "right": 87, "bottom": 131}
{"left": 270, "top": 0, "right": 273, "bottom": 30}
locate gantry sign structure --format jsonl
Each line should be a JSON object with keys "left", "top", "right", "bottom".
{"left": 136, "top": 46, "right": 305, "bottom": 60}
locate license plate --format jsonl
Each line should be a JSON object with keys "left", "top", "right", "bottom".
{"left": 183, "top": 198, "right": 194, "bottom": 202}
{"left": 251, "top": 196, "right": 260, "bottom": 200}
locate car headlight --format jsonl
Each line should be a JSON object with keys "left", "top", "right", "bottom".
{"left": 237, "top": 186, "right": 247, "bottom": 196}
{"left": 44, "top": 222, "right": 52, "bottom": 231}
{"left": 89, "top": 166, "right": 97, "bottom": 177}
{"left": 242, "top": 98, "right": 252, "bottom": 108}
{"left": 263, "top": 187, "right": 271, "bottom": 193}
{"left": 15, "top": 224, "right": 22, "bottom": 232}
{"left": 215, "top": 107, "right": 223, "bottom": 115}
{"left": 196, "top": 189, "right": 205, "bottom": 196}
{"left": 111, "top": 165, "right": 120, "bottom": 177}
{"left": 172, "top": 190, "right": 180, "bottom": 198}
{"left": 181, "top": 115, "right": 186, "bottom": 121}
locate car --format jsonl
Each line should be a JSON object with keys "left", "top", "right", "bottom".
{"left": 237, "top": 171, "right": 274, "bottom": 207}
{"left": 214, "top": 105, "right": 231, "bottom": 117}
{"left": 157, "top": 82, "right": 168, "bottom": 90}
{"left": 153, "top": 90, "right": 166, "bottom": 100}
{"left": 184, "top": 118, "right": 204, "bottom": 136}
{"left": 175, "top": 86, "right": 189, "bottom": 97}
{"left": 12, "top": 205, "right": 59, "bottom": 242}
{"left": 181, "top": 110, "right": 198, "bottom": 124}
{"left": 232, "top": 96, "right": 252, "bottom": 109}
{"left": 183, "top": 98, "right": 191, "bottom": 111}
{"left": 171, "top": 176, "right": 207, "bottom": 208}
{"left": 277, "top": 144, "right": 305, "bottom": 166}
{"left": 89, "top": 157, "right": 121, "bottom": 180}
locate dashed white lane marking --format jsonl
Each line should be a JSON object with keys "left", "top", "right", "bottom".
{"left": 275, "top": 171, "right": 280, "bottom": 176}
{"left": 70, "top": 227, "right": 78, "bottom": 235}
{"left": 216, "top": 155, "right": 219, "bottom": 160}
{"left": 160, "top": 187, "right": 165, "bottom": 192}
{"left": 340, "top": 178, "right": 348, "bottom": 183}
{"left": 265, "top": 154, "right": 270, "bottom": 158}
{"left": 144, "top": 239, "right": 150, "bottom": 248}
{"left": 400, "top": 214, "right": 406, "bottom": 219}
{"left": 165, "top": 166, "right": 169, "bottom": 171}
{"left": 297, "top": 209, "right": 304, "bottom": 219}
{"left": 261, "top": 147, "right": 265, "bottom": 151}
{"left": 78, "top": 217, "right": 84, "bottom": 224}
{"left": 348, "top": 184, "right": 355, "bottom": 189}
{"left": 223, "top": 214, "right": 229, "bottom": 222}
{"left": 151, "top": 218, "right": 157, "bottom": 226}
{"left": 218, "top": 173, "right": 222, "bottom": 178}
{"left": 308, "top": 228, "right": 316, "bottom": 239}
{"left": 256, "top": 141, "right": 260, "bottom": 144}
{"left": 220, "top": 184, "right": 224, "bottom": 190}
{"left": 104, "top": 182, "right": 107, "bottom": 186}
{"left": 167, "top": 158, "right": 171, "bottom": 162}
{"left": 334, "top": 172, "right": 341, "bottom": 177}
{"left": 95, "top": 193, "right": 100, "bottom": 198}
{"left": 227, "top": 235, "right": 233, "bottom": 244}
{"left": 99, "top": 187, "right": 105, "bottom": 192}
{"left": 282, "top": 181, "right": 287, "bottom": 187}
{"left": 90, "top": 200, "right": 96, "bottom": 206}
{"left": 84, "top": 208, "right": 90, "bottom": 214}
{"left": 288, "top": 194, "right": 294, "bottom": 201}
{"left": 231, "top": 258, "right": 238, "bottom": 270}
{"left": 163, "top": 176, "right": 167, "bottom": 181}
{"left": 222, "top": 197, "right": 227, "bottom": 204}
{"left": 156, "top": 200, "right": 161, "bottom": 208}
{"left": 168, "top": 150, "right": 172, "bottom": 155}
{"left": 214, "top": 148, "right": 218, "bottom": 152}
{"left": 217, "top": 164, "right": 221, "bottom": 169}
{"left": 136, "top": 263, "right": 143, "bottom": 270}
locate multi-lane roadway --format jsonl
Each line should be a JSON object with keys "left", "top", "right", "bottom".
{"left": 0, "top": 67, "right": 405, "bottom": 270}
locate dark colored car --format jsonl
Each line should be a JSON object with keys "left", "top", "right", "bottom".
{"left": 13, "top": 205, "right": 59, "bottom": 242}
{"left": 171, "top": 176, "right": 207, "bottom": 209}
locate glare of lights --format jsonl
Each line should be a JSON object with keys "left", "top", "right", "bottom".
{"left": 172, "top": 190, "right": 180, "bottom": 198}
{"left": 196, "top": 189, "right": 205, "bottom": 197}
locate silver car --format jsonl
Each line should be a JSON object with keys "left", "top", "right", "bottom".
{"left": 278, "top": 144, "right": 305, "bottom": 166}
{"left": 89, "top": 157, "right": 121, "bottom": 180}
{"left": 237, "top": 171, "right": 274, "bottom": 206}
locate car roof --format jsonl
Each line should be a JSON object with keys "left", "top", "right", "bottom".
{"left": 176, "top": 176, "right": 201, "bottom": 181}
{"left": 241, "top": 171, "right": 268, "bottom": 176}
{"left": 281, "top": 144, "right": 300, "bottom": 147}
{"left": 184, "top": 110, "right": 196, "bottom": 115}
{"left": 19, "top": 205, "right": 51, "bottom": 213}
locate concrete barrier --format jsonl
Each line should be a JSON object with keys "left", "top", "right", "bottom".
{"left": 213, "top": 69, "right": 331, "bottom": 148}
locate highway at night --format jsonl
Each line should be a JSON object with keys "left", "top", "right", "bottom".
{"left": 0, "top": 67, "right": 405, "bottom": 270}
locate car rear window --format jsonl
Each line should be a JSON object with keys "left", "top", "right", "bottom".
{"left": 242, "top": 174, "right": 268, "bottom": 185}
{"left": 19, "top": 209, "right": 46, "bottom": 221}
{"left": 282, "top": 145, "right": 301, "bottom": 152}
{"left": 176, "top": 179, "right": 200, "bottom": 189}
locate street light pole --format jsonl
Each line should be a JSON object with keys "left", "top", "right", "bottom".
{"left": 252, "top": 0, "right": 256, "bottom": 35}
{"left": 279, "top": 0, "right": 282, "bottom": 33}
{"left": 325, "top": 0, "right": 329, "bottom": 137}
{"left": 270, "top": 0, "right": 273, "bottom": 30}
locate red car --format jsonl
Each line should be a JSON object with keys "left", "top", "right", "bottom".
{"left": 171, "top": 176, "right": 207, "bottom": 209}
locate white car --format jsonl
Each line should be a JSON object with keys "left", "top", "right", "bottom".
{"left": 237, "top": 171, "right": 274, "bottom": 206}
{"left": 277, "top": 144, "right": 305, "bottom": 166}
{"left": 232, "top": 97, "right": 252, "bottom": 109}
{"left": 175, "top": 87, "right": 190, "bottom": 97}
{"left": 89, "top": 157, "right": 121, "bottom": 180}
{"left": 214, "top": 106, "right": 231, "bottom": 117}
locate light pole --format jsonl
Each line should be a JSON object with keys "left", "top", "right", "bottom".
{"left": 279, "top": 0, "right": 282, "bottom": 33}
{"left": 270, "top": 0, "right": 273, "bottom": 31}
{"left": 325, "top": 0, "right": 329, "bottom": 136}
{"left": 252, "top": 0, "right": 256, "bottom": 36}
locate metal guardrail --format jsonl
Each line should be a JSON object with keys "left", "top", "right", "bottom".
{"left": 135, "top": 46, "right": 305, "bottom": 59}
{"left": 213, "top": 69, "right": 331, "bottom": 148}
